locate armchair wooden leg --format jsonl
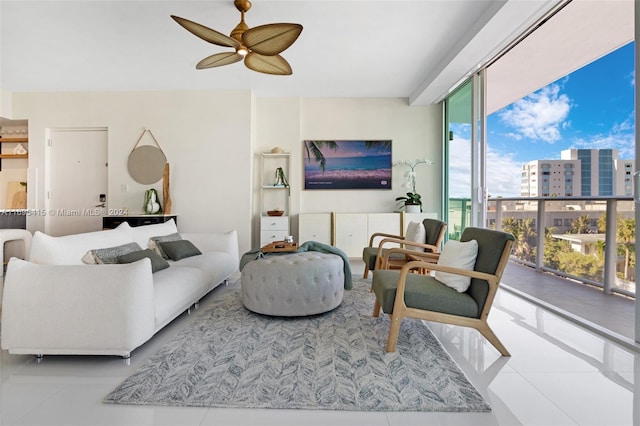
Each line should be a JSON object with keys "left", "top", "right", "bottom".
{"left": 363, "top": 265, "right": 369, "bottom": 279}
{"left": 373, "top": 300, "right": 381, "bottom": 317}
{"left": 477, "top": 323, "right": 510, "bottom": 357}
{"left": 385, "top": 314, "right": 402, "bottom": 352}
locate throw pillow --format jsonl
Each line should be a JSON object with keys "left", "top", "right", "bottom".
{"left": 158, "top": 240, "right": 202, "bottom": 261}
{"left": 117, "top": 249, "right": 170, "bottom": 273}
{"left": 148, "top": 233, "right": 182, "bottom": 259}
{"left": 434, "top": 239, "right": 479, "bottom": 293}
{"left": 404, "top": 221, "right": 426, "bottom": 252}
{"left": 82, "top": 242, "right": 143, "bottom": 265}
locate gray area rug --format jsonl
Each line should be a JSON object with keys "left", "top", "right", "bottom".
{"left": 104, "top": 278, "right": 490, "bottom": 412}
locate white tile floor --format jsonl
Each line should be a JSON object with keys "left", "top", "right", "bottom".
{"left": 1, "top": 261, "right": 638, "bottom": 426}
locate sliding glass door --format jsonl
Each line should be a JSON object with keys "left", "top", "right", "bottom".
{"left": 443, "top": 73, "right": 486, "bottom": 240}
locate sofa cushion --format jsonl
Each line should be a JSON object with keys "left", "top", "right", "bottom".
{"left": 82, "top": 242, "right": 142, "bottom": 264}
{"left": 434, "top": 239, "right": 478, "bottom": 292}
{"left": 159, "top": 240, "right": 202, "bottom": 261}
{"left": 118, "top": 249, "right": 170, "bottom": 273}
{"left": 152, "top": 266, "right": 210, "bottom": 329}
{"left": 148, "top": 232, "right": 182, "bottom": 259}
{"left": 130, "top": 219, "right": 178, "bottom": 248}
{"left": 170, "top": 251, "right": 236, "bottom": 287}
{"left": 29, "top": 222, "right": 132, "bottom": 265}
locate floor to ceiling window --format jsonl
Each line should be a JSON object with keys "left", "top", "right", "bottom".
{"left": 443, "top": 79, "right": 473, "bottom": 240}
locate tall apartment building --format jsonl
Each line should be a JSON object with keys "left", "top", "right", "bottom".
{"left": 520, "top": 159, "right": 581, "bottom": 197}
{"left": 520, "top": 148, "right": 633, "bottom": 197}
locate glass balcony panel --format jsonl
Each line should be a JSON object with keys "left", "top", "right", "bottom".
{"left": 487, "top": 196, "right": 635, "bottom": 298}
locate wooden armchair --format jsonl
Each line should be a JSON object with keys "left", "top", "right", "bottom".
{"left": 362, "top": 218, "right": 446, "bottom": 278}
{"left": 371, "top": 227, "right": 515, "bottom": 356}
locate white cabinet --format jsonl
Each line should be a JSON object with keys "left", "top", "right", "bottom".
{"left": 298, "top": 213, "right": 332, "bottom": 245}
{"left": 259, "top": 153, "right": 291, "bottom": 247}
{"left": 334, "top": 213, "right": 402, "bottom": 257}
{"left": 334, "top": 213, "right": 369, "bottom": 258}
{"left": 296, "top": 211, "right": 441, "bottom": 257}
{"left": 260, "top": 216, "right": 289, "bottom": 246}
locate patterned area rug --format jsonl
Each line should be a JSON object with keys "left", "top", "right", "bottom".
{"left": 104, "top": 279, "right": 490, "bottom": 412}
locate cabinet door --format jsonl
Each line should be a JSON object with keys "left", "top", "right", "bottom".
{"left": 334, "top": 213, "right": 368, "bottom": 258}
{"left": 260, "top": 230, "right": 289, "bottom": 247}
{"left": 298, "top": 213, "right": 331, "bottom": 245}
{"left": 367, "top": 213, "right": 401, "bottom": 236}
{"left": 261, "top": 216, "right": 289, "bottom": 231}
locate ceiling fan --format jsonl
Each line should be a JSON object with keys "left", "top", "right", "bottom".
{"left": 171, "top": 0, "right": 303, "bottom": 75}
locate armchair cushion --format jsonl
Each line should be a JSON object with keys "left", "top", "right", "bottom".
{"left": 363, "top": 246, "right": 405, "bottom": 270}
{"left": 404, "top": 221, "right": 426, "bottom": 251}
{"left": 372, "top": 269, "right": 479, "bottom": 318}
{"left": 434, "top": 239, "right": 478, "bottom": 292}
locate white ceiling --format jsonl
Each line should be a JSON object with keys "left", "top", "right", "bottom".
{"left": 1, "top": 0, "right": 560, "bottom": 105}
{"left": 486, "top": 0, "right": 634, "bottom": 114}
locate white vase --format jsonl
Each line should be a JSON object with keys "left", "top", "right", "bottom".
{"left": 405, "top": 204, "right": 421, "bottom": 213}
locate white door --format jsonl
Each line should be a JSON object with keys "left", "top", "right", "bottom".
{"left": 46, "top": 128, "right": 108, "bottom": 236}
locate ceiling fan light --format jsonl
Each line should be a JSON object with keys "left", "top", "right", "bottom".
{"left": 237, "top": 46, "right": 249, "bottom": 56}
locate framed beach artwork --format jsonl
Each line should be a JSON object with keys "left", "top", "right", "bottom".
{"left": 303, "top": 140, "right": 392, "bottom": 190}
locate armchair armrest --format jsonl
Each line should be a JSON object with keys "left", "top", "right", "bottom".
{"left": 367, "top": 232, "right": 403, "bottom": 247}
{"left": 384, "top": 247, "right": 499, "bottom": 289}
{"left": 379, "top": 246, "right": 440, "bottom": 268}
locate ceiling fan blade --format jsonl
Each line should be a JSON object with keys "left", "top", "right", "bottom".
{"left": 197, "top": 52, "right": 243, "bottom": 69}
{"left": 171, "top": 15, "right": 241, "bottom": 49}
{"left": 243, "top": 23, "right": 303, "bottom": 56}
{"left": 244, "top": 52, "right": 293, "bottom": 75}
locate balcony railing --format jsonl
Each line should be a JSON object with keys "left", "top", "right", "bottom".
{"left": 482, "top": 196, "right": 635, "bottom": 298}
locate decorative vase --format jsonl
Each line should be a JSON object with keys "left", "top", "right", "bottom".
{"left": 143, "top": 189, "right": 162, "bottom": 214}
{"left": 405, "top": 204, "right": 421, "bottom": 213}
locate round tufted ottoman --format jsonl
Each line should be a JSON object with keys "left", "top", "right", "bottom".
{"left": 241, "top": 251, "right": 344, "bottom": 316}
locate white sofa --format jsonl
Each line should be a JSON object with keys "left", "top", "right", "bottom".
{"left": 0, "top": 219, "right": 239, "bottom": 358}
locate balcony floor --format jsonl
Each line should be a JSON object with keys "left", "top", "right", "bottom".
{"left": 501, "top": 261, "right": 637, "bottom": 348}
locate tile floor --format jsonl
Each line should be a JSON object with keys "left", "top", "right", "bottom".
{"left": 1, "top": 261, "right": 638, "bottom": 426}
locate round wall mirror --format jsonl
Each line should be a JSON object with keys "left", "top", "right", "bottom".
{"left": 127, "top": 145, "right": 167, "bottom": 184}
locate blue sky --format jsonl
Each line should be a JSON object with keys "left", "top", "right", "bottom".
{"left": 485, "top": 41, "right": 635, "bottom": 197}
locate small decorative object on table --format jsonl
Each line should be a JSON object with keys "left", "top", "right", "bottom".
{"left": 143, "top": 188, "right": 162, "bottom": 214}
{"left": 267, "top": 209, "right": 284, "bottom": 216}
{"left": 262, "top": 241, "right": 297, "bottom": 253}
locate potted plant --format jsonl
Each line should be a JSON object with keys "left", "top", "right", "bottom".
{"left": 274, "top": 167, "right": 289, "bottom": 187}
{"left": 396, "top": 192, "right": 422, "bottom": 212}
{"left": 393, "top": 158, "right": 432, "bottom": 213}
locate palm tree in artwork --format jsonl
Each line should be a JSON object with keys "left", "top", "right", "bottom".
{"left": 304, "top": 140, "right": 338, "bottom": 172}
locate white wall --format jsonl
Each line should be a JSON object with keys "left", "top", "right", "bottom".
{"left": 10, "top": 92, "right": 442, "bottom": 254}
{"left": 255, "top": 97, "right": 442, "bottom": 246}
{"left": 12, "top": 90, "right": 254, "bottom": 252}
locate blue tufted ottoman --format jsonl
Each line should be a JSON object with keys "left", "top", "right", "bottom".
{"left": 241, "top": 251, "right": 344, "bottom": 316}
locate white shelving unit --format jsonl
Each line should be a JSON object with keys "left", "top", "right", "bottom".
{"left": 259, "top": 152, "right": 291, "bottom": 247}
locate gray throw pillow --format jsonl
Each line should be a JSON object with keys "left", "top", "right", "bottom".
{"left": 82, "top": 242, "right": 143, "bottom": 264}
{"left": 158, "top": 240, "right": 202, "bottom": 261}
{"left": 117, "top": 249, "right": 170, "bottom": 273}
{"left": 148, "top": 233, "right": 183, "bottom": 259}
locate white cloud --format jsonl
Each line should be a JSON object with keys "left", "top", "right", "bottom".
{"left": 485, "top": 148, "right": 522, "bottom": 197}
{"left": 447, "top": 137, "right": 522, "bottom": 198}
{"left": 499, "top": 84, "right": 571, "bottom": 143}
{"left": 572, "top": 111, "right": 635, "bottom": 159}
